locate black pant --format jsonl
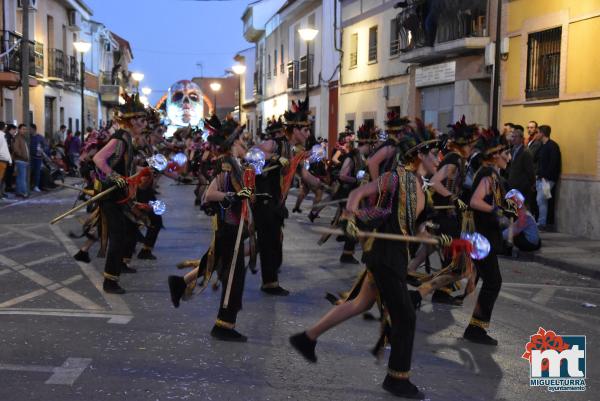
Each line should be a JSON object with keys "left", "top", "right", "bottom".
{"left": 101, "top": 201, "right": 137, "bottom": 280}
{"left": 342, "top": 238, "right": 357, "bottom": 255}
{"left": 254, "top": 204, "right": 284, "bottom": 285}
{"left": 216, "top": 227, "right": 247, "bottom": 325}
{"left": 472, "top": 250, "right": 502, "bottom": 324}
{"left": 514, "top": 232, "right": 541, "bottom": 252}
{"left": 143, "top": 214, "right": 162, "bottom": 248}
{"left": 369, "top": 263, "right": 416, "bottom": 373}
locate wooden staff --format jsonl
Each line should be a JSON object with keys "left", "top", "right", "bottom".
{"left": 223, "top": 167, "right": 255, "bottom": 309}
{"left": 311, "top": 226, "right": 440, "bottom": 246}
{"left": 56, "top": 182, "right": 94, "bottom": 195}
{"left": 310, "top": 197, "right": 456, "bottom": 211}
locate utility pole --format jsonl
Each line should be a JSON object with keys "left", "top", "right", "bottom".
{"left": 21, "top": 0, "right": 30, "bottom": 127}
{"left": 491, "top": 0, "right": 502, "bottom": 129}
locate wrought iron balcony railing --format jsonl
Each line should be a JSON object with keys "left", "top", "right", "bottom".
{"left": 48, "top": 48, "right": 66, "bottom": 79}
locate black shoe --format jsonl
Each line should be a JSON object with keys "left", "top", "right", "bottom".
{"left": 210, "top": 325, "right": 247, "bottom": 342}
{"left": 382, "top": 375, "right": 424, "bottom": 399}
{"left": 121, "top": 265, "right": 137, "bottom": 274}
{"left": 73, "top": 250, "right": 91, "bottom": 263}
{"left": 137, "top": 248, "right": 157, "bottom": 260}
{"left": 463, "top": 324, "right": 498, "bottom": 346}
{"left": 292, "top": 207, "right": 302, "bottom": 213}
{"left": 406, "top": 273, "right": 422, "bottom": 287}
{"left": 409, "top": 290, "right": 422, "bottom": 310}
{"left": 103, "top": 279, "right": 126, "bottom": 294}
{"left": 325, "top": 292, "right": 340, "bottom": 305}
{"left": 168, "top": 276, "right": 186, "bottom": 308}
{"left": 339, "top": 254, "right": 360, "bottom": 264}
{"left": 289, "top": 332, "right": 317, "bottom": 363}
{"left": 308, "top": 211, "right": 319, "bottom": 222}
{"left": 261, "top": 285, "right": 290, "bottom": 296}
{"left": 431, "top": 289, "right": 463, "bottom": 306}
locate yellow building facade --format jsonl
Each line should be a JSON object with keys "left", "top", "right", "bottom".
{"left": 502, "top": 0, "right": 600, "bottom": 238}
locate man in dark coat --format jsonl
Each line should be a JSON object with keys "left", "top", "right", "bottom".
{"left": 508, "top": 125, "right": 535, "bottom": 208}
{"left": 535, "top": 125, "right": 561, "bottom": 228}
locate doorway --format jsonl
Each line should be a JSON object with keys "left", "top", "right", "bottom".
{"left": 44, "top": 97, "right": 55, "bottom": 138}
{"left": 420, "top": 84, "right": 454, "bottom": 131}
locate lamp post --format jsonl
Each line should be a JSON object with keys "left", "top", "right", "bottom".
{"left": 232, "top": 63, "right": 246, "bottom": 123}
{"left": 298, "top": 28, "right": 318, "bottom": 103}
{"left": 131, "top": 71, "right": 144, "bottom": 93}
{"left": 209, "top": 81, "right": 222, "bottom": 116}
{"left": 73, "top": 41, "right": 91, "bottom": 132}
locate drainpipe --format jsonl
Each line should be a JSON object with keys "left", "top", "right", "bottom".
{"left": 490, "top": 0, "right": 502, "bottom": 129}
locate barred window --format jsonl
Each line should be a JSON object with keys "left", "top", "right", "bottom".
{"left": 349, "top": 33, "right": 358, "bottom": 68}
{"left": 526, "top": 27, "right": 561, "bottom": 100}
{"left": 390, "top": 17, "right": 400, "bottom": 57}
{"left": 274, "top": 49, "right": 278, "bottom": 76}
{"left": 368, "top": 26, "right": 378, "bottom": 63}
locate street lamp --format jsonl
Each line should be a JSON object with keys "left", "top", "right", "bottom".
{"left": 131, "top": 71, "right": 144, "bottom": 92}
{"left": 73, "top": 41, "right": 91, "bottom": 133}
{"left": 298, "top": 28, "right": 318, "bottom": 102}
{"left": 141, "top": 87, "right": 152, "bottom": 96}
{"left": 140, "top": 95, "right": 149, "bottom": 106}
{"left": 232, "top": 63, "right": 246, "bottom": 122}
{"left": 209, "top": 81, "right": 222, "bottom": 116}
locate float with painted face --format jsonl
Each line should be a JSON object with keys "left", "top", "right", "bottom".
{"left": 166, "top": 80, "right": 204, "bottom": 128}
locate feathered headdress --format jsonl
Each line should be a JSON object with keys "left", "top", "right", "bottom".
{"left": 265, "top": 116, "right": 284, "bottom": 137}
{"left": 283, "top": 99, "right": 311, "bottom": 127}
{"left": 356, "top": 124, "right": 372, "bottom": 143}
{"left": 447, "top": 115, "right": 478, "bottom": 145}
{"left": 116, "top": 93, "right": 146, "bottom": 120}
{"left": 384, "top": 111, "right": 411, "bottom": 131}
{"left": 404, "top": 118, "right": 439, "bottom": 158}
{"left": 477, "top": 127, "right": 507, "bottom": 157}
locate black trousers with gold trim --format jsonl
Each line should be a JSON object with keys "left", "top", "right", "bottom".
{"left": 216, "top": 226, "right": 247, "bottom": 325}
{"left": 472, "top": 250, "right": 502, "bottom": 325}
{"left": 254, "top": 204, "right": 284, "bottom": 286}
{"left": 368, "top": 262, "right": 416, "bottom": 373}
{"left": 101, "top": 201, "right": 136, "bottom": 280}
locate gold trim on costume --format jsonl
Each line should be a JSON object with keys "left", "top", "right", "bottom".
{"left": 215, "top": 319, "right": 235, "bottom": 329}
{"left": 342, "top": 250, "right": 354, "bottom": 255}
{"left": 387, "top": 369, "right": 410, "bottom": 379}
{"left": 470, "top": 317, "right": 490, "bottom": 329}
{"left": 103, "top": 272, "right": 119, "bottom": 281}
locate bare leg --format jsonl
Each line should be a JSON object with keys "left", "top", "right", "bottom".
{"left": 407, "top": 245, "right": 430, "bottom": 273}
{"left": 294, "top": 182, "right": 308, "bottom": 211}
{"left": 80, "top": 238, "right": 95, "bottom": 252}
{"left": 306, "top": 276, "right": 377, "bottom": 340}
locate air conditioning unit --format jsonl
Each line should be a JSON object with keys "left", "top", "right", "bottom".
{"left": 68, "top": 10, "right": 82, "bottom": 31}
{"left": 17, "top": 0, "right": 38, "bottom": 10}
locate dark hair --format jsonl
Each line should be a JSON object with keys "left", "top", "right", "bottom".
{"left": 18, "top": 123, "right": 27, "bottom": 129}
{"left": 504, "top": 122, "right": 515, "bottom": 128}
{"left": 0, "top": 121, "right": 5, "bottom": 130}
{"left": 60, "top": 124, "right": 67, "bottom": 130}
{"left": 7, "top": 124, "right": 16, "bottom": 131}
{"left": 30, "top": 123, "right": 37, "bottom": 130}
{"left": 86, "top": 126, "right": 93, "bottom": 133}
{"left": 539, "top": 125, "right": 551, "bottom": 138}
{"left": 513, "top": 124, "right": 525, "bottom": 135}
{"left": 528, "top": 121, "right": 538, "bottom": 128}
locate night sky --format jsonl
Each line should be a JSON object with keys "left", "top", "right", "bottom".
{"left": 86, "top": 0, "right": 253, "bottom": 105}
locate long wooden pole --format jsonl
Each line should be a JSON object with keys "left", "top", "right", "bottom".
{"left": 311, "top": 226, "right": 440, "bottom": 246}
{"left": 50, "top": 185, "right": 118, "bottom": 224}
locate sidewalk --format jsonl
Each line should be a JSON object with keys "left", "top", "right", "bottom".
{"left": 515, "top": 231, "right": 600, "bottom": 280}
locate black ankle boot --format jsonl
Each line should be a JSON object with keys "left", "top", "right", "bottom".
{"left": 210, "top": 325, "right": 247, "bottom": 342}
{"left": 339, "top": 254, "right": 360, "bottom": 264}
{"left": 168, "top": 276, "right": 187, "bottom": 308}
{"left": 261, "top": 285, "right": 290, "bottom": 296}
{"left": 103, "top": 279, "right": 126, "bottom": 294}
{"left": 431, "top": 289, "right": 462, "bottom": 306}
{"left": 409, "top": 290, "right": 422, "bottom": 310}
{"left": 308, "top": 211, "right": 319, "bottom": 222}
{"left": 463, "top": 324, "right": 498, "bottom": 345}
{"left": 121, "top": 264, "right": 137, "bottom": 274}
{"left": 289, "top": 332, "right": 317, "bottom": 363}
{"left": 292, "top": 207, "right": 302, "bottom": 213}
{"left": 74, "top": 250, "right": 91, "bottom": 263}
{"left": 382, "top": 375, "right": 424, "bottom": 399}
{"left": 137, "top": 248, "right": 157, "bottom": 260}
{"left": 325, "top": 292, "right": 340, "bottom": 305}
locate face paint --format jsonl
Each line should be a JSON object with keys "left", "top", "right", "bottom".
{"left": 166, "top": 80, "right": 204, "bottom": 127}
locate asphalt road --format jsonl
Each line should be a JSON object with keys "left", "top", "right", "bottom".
{"left": 0, "top": 181, "right": 598, "bottom": 401}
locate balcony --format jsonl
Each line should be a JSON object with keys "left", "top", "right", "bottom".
{"left": 298, "top": 55, "right": 313, "bottom": 88}
{"left": 48, "top": 48, "right": 66, "bottom": 80}
{"left": 65, "top": 55, "right": 79, "bottom": 83}
{"left": 99, "top": 70, "right": 122, "bottom": 105}
{"left": 0, "top": 30, "right": 43, "bottom": 85}
{"left": 287, "top": 61, "right": 297, "bottom": 89}
{"left": 395, "top": 0, "right": 489, "bottom": 64}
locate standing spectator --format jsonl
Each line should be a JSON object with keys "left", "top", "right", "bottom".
{"left": 63, "top": 129, "right": 74, "bottom": 172}
{"left": 52, "top": 124, "right": 67, "bottom": 147}
{"left": 507, "top": 125, "right": 535, "bottom": 208}
{"left": 84, "top": 126, "right": 94, "bottom": 142}
{"left": 13, "top": 124, "right": 30, "bottom": 198}
{"left": 3, "top": 124, "right": 17, "bottom": 193}
{"left": 535, "top": 125, "right": 561, "bottom": 229}
{"left": 526, "top": 121, "right": 542, "bottom": 218}
{"left": 29, "top": 123, "right": 46, "bottom": 192}
{"left": 502, "top": 122, "right": 515, "bottom": 143}
{"left": 0, "top": 121, "right": 12, "bottom": 199}
{"left": 68, "top": 131, "right": 82, "bottom": 173}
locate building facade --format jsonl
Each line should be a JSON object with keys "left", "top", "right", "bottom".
{"left": 0, "top": 0, "right": 133, "bottom": 137}
{"left": 501, "top": 0, "right": 600, "bottom": 239}
{"left": 339, "top": 0, "right": 410, "bottom": 133}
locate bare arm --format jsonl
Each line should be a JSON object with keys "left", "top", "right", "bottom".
{"left": 338, "top": 157, "right": 355, "bottom": 184}
{"left": 470, "top": 177, "right": 494, "bottom": 213}
{"left": 367, "top": 146, "right": 394, "bottom": 181}
{"left": 346, "top": 179, "right": 380, "bottom": 212}
{"left": 92, "top": 139, "right": 118, "bottom": 176}
{"left": 430, "top": 164, "right": 453, "bottom": 198}
{"left": 332, "top": 149, "right": 343, "bottom": 165}
{"left": 300, "top": 167, "right": 323, "bottom": 188}
{"left": 204, "top": 176, "right": 227, "bottom": 202}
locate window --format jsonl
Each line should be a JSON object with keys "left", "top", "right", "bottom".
{"left": 280, "top": 44, "right": 285, "bottom": 73}
{"left": 267, "top": 54, "right": 271, "bottom": 79}
{"left": 347, "top": 120, "right": 355, "bottom": 132}
{"left": 4, "top": 99, "right": 13, "bottom": 123}
{"left": 349, "top": 33, "right": 358, "bottom": 68}
{"left": 274, "top": 49, "right": 277, "bottom": 76}
{"left": 364, "top": 118, "right": 375, "bottom": 129}
{"left": 526, "top": 27, "right": 561, "bottom": 99}
{"left": 368, "top": 26, "right": 378, "bottom": 63}
{"left": 390, "top": 18, "right": 400, "bottom": 57}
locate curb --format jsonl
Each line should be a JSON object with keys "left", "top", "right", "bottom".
{"left": 508, "top": 252, "right": 600, "bottom": 281}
